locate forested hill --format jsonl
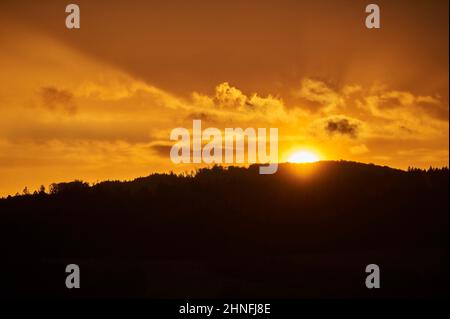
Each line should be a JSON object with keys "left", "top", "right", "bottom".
{"left": 0, "top": 161, "right": 448, "bottom": 298}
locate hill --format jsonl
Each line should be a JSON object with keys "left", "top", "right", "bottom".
{"left": 0, "top": 161, "right": 448, "bottom": 298}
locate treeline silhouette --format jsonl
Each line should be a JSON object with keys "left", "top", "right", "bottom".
{"left": 0, "top": 161, "right": 448, "bottom": 298}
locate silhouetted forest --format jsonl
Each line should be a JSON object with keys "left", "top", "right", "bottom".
{"left": 0, "top": 161, "right": 448, "bottom": 298}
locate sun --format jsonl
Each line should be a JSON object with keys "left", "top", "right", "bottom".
{"left": 288, "top": 150, "right": 320, "bottom": 163}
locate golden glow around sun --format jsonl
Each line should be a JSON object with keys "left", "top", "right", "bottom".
{"left": 288, "top": 151, "right": 320, "bottom": 163}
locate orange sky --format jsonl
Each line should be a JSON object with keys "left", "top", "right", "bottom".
{"left": 0, "top": 0, "right": 448, "bottom": 196}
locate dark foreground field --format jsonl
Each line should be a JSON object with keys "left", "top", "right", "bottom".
{"left": 0, "top": 161, "right": 448, "bottom": 298}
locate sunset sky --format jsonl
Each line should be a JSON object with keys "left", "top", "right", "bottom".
{"left": 0, "top": 0, "right": 448, "bottom": 196}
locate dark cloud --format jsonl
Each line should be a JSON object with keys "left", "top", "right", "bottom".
{"left": 416, "top": 100, "right": 449, "bottom": 121}
{"left": 40, "top": 87, "right": 76, "bottom": 114}
{"left": 185, "top": 112, "right": 216, "bottom": 122}
{"left": 325, "top": 118, "right": 359, "bottom": 138}
{"left": 150, "top": 144, "right": 172, "bottom": 158}
{"left": 399, "top": 125, "right": 414, "bottom": 134}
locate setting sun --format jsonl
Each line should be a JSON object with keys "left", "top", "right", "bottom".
{"left": 288, "top": 151, "right": 320, "bottom": 163}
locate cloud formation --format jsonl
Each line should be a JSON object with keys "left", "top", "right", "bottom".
{"left": 40, "top": 86, "right": 76, "bottom": 114}
{"left": 0, "top": 24, "right": 448, "bottom": 196}
{"left": 325, "top": 117, "right": 359, "bottom": 138}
